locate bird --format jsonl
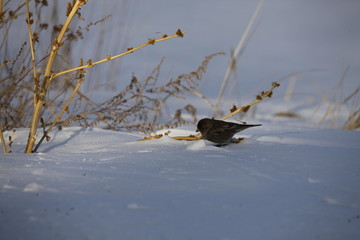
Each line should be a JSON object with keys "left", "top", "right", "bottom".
{"left": 196, "top": 118, "right": 261, "bottom": 146}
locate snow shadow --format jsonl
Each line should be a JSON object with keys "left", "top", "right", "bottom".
{"left": 40, "top": 128, "right": 84, "bottom": 153}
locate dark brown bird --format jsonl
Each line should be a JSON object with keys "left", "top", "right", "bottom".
{"left": 197, "top": 118, "right": 261, "bottom": 146}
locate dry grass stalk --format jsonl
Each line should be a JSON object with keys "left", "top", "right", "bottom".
{"left": 274, "top": 112, "right": 301, "bottom": 119}
{"left": 189, "top": 90, "right": 216, "bottom": 111}
{"left": 139, "top": 81, "right": 280, "bottom": 141}
{"left": 7, "top": 129, "right": 15, "bottom": 153}
{"left": 25, "top": 0, "right": 88, "bottom": 153}
{"left": 0, "top": 2, "right": 26, "bottom": 24}
{"left": 343, "top": 109, "right": 360, "bottom": 130}
{"left": 17, "top": 0, "right": 185, "bottom": 153}
{"left": 307, "top": 66, "right": 359, "bottom": 130}
{"left": 220, "top": 82, "right": 280, "bottom": 120}
{"left": 25, "top": 0, "right": 38, "bottom": 107}
{"left": 33, "top": 64, "right": 86, "bottom": 152}
{"left": 0, "top": 60, "right": 10, "bottom": 68}
{"left": 61, "top": 53, "right": 222, "bottom": 135}
{"left": 52, "top": 30, "right": 186, "bottom": 80}
{"left": 342, "top": 85, "right": 360, "bottom": 130}
{"left": 0, "top": 126, "right": 7, "bottom": 153}
{"left": 214, "top": 0, "right": 265, "bottom": 115}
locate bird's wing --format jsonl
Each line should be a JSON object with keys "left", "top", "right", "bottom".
{"left": 213, "top": 121, "right": 261, "bottom": 133}
{"left": 211, "top": 121, "right": 242, "bottom": 134}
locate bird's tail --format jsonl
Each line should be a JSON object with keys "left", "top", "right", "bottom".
{"left": 238, "top": 124, "right": 261, "bottom": 131}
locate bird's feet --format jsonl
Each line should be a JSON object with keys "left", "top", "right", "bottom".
{"left": 215, "top": 143, "right": 228, "bottom": 147}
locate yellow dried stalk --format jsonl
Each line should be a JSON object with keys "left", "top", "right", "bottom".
{"left": 25, "top": 0, "right": 38, "bottom": 110}
{"left": 24, "top": 0, "right": 183, "bottom": 153}
{"left": 220, "top": 82, "right": 280, "bottom": 121}
{"left": 0, "top": 126, "right": 7, "bottom": 154}
{"left": 25, "top": 0, "right": 88, "bottom": 153}
{"left": 32, "top": 76, "right": 84, "bottom": 153}
{"left": 51, "top": 30, "right": 186, "bottom": 80}
{"left": 0, "top": 60, "right": 10, "bottom": 69}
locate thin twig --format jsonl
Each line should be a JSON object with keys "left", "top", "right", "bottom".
{"left": 51, "top": 30, "right": 186, "bottom": 80}
{"left": 25, "top": 0, "right": 87, "bottom": 153}
{"left": 189, "top": 90, "right": 216, "bottom": 111}
{"left": 43, "top": 0, "right": 87, "bottom": 91}
{"left": 0, "top": 2, "right": 26, "bottom": 24}
{"left": 138, "top": 134, "right": 198, "bottom": 141}
{"left": 0, "top": 60, "right": 10, "bottom": 69}
{"left": 214, "top": 0, "right": 265, "bottom": 115}
{"left": 33, "top": 77, "right": 84, "bottom": 153}
{"left": 0, "top": 126, "right": 7, "bottom": 154}
{"left": 343, "top": 85, "right": 360, "bottom": 104}
{"left": 25, "top": 0, "right": 38, "bottom": 110}
{"left": 220, "top": 82, "right": 280, "bottom": 120}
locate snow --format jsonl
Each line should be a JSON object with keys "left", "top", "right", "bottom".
{"left": 1, "top": 125, "right": 360, "bottom": 240}
{"left": 2, "top": 0, "right": 360, "bottom": 239}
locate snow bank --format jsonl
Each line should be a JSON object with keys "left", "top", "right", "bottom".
{"left": 1, "top": 126, "right": 359, "bottom": 240}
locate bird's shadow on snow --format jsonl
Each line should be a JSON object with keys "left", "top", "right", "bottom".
{"left": 40, "top": 128, "right": 83, "bottom": 153}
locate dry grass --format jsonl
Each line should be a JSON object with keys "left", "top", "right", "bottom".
{"left": 214, "top": 0, "right": 265, "bottom": 116}
{"left": 342, "top": 85, "right": 360, "bottom": 130}
{"left": 0, "top": 126, "right": 7, "bottom": 153}
{"left": 58, "top": 52, "right": 224, "bottom": 135}
{"left": 343, "top": 109, "right": 360, "bottom": 130}
{"left": 1, "top": 1, "right": 189, "bottom": 153}
{"left": 307, "top": 66, "right": 360, "bottom": 130}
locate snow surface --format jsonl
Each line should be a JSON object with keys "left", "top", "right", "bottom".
{"left": 1, "top": 125, "right": 360, "bottom": 240}
{"left": 2, "top": 0, "right": 360, "bottom": 239}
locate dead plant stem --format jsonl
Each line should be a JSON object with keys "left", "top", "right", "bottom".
{"left": 25, "top": 0, "right": 38, "bottom": 110}
{"left": 214, "top": 0, "right": 265, "bottom": 115}
{"left": 43, "top": 0, "right": 86, "bottom": 91}
{"left": 0, "top": 61, "right": 10, "bottom": 69}
{"left": 190, "top": 90, "right": 216, "bottom": 111}
{"left": 25, "top": 0, "right": 86, "bottom": 153}
{"left": 0, "top": 126, "right": 7, "bottom": 154}
{"left": 220, "top": 82, "right": 279, "bottom": 121}
{"left": 51, "top": 31, "right": 186, "bottom": 80}
{"left": 33, "top": 78, "right": 83, "bottom": 153}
